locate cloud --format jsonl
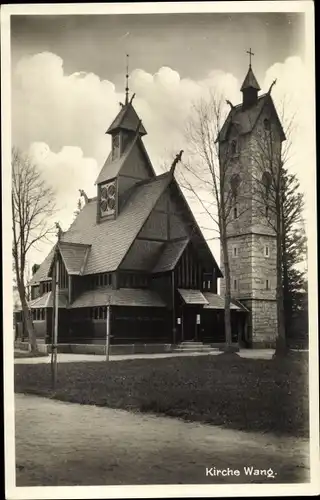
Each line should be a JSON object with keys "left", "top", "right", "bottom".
{"left": 11, "top": 52, "right": 310, "bottom": 267}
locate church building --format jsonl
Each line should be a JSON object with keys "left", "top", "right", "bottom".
{"left": 15, "top": 58, "right": 284, "bottom": 353}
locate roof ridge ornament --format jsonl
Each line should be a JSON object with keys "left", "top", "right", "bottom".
{"left": 55, "top": 222, "right": 63, "bottom": 240}
{"left": 79, "top": 189, "right": 89, "bottom": 204}
{"left": 170, "top": 150, "right": 184, "bottom": 174}
{"left": 129, "top": 93, "right": 136, "bottom": 104}
{"left": 226, "top": 99, "right": 234, "bottom": 110}
{"left": 267, "top": 79, "right": 277, "bottom": 95}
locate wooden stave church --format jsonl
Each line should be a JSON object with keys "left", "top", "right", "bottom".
{"left": 14, "top": 88, "right": 250, "bottom": 352}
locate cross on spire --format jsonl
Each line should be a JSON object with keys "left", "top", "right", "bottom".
{"left": 125, "top": 54, "right": 129, "bottom": 104}
{"left": 246, "top": 47, "right": 254, "bottom": 67}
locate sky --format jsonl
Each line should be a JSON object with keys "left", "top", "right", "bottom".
{"left": 10, "top": 11, "right": 311, "bottom": 274}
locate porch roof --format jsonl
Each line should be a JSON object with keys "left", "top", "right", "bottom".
{"left": 27, "top": 291, "right": 69, "bottom": 309}
{"left": 70, "top": 287, "right": 167, "bottom": 308}
{"left": 178, "top": 289, "right": 209, "bottom": 305}
{"left": 203, "top": 293, "right": 247, "bottom": 311}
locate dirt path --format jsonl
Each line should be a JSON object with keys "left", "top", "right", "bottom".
{"left": 15, "top": 394, "right": 309, "bottom": 486}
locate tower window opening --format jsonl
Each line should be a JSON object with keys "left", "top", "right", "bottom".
{"left": 231, "top": 140, "right": 237, "bottom": 156}
{"left": 233, "top": 205, "right": 238, "bottom": 219}
{"left": 265, "top": 245, "right": 269, "bottom": 257}
{"left": 233, "top": 246, "right": 238, "bottom": 257}
{"left": 234, "top": 279, "right": 237, "bottom": 290}
{"left": 265, "top": 205, "right": 269, "bottom": 218}
{"left": 230, "top": 174, "right": 241, "bottom": 203}
{"left": 266, "top": 279, "right": 270, "bottom": 290}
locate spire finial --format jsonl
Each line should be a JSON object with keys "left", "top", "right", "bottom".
{"left": 125, "top": 54, "right": 129, "bottom": 104}
{"left": 246, "top": 47, "right": 254, "bottom": 67}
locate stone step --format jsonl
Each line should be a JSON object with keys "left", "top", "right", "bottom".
{"left": 179, "top": 342, "right": 204, "bottom": 346}
{"left": 174, "top": 348, "right": 218, "bottom": 353}
{"left": 174, "top": 346, "right": 219, "bottom": 352}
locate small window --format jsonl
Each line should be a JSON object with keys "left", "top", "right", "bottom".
{"left": 234, "top": 279, "right": 237, "bottom": 290}
{"left": 233, "top": 246, "right": 238, "bottom": 257}
{"left": 233, "top": 205, "right": 238, "bottom": 219}
{"left": 265, "top": 205, "right": 269, "bottom": 218}
{"left": 266, "top": 279, "right": 270, "bottom": 290}
{"left": 265, "top": 246, "right": 270, "bottom": 257}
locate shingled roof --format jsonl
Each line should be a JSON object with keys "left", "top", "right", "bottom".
{"left": 27, "top": 290, "right": 68, "bottom": 309}
{"left": 153, "top": 238, "right": 189, "bottom": 274}
{"left": 59, "top": 173, "right": 172, "bottom": 274}
{"left": 29, "top": 246, "right": 56, "bottom": 285}
{"left": 203, "top": 293, "right": 244, "bottom": 310}
{"left": 70, "top": 287, "right": 166, "bottom": 308}
{"left": 106, "top": 102, "right": 147, "bottom": 136}
{"left": 58, "top": 242, "right": 91, "bottom": 275}
{"left": 218, "top": 93, "right": 285, "bottom": 143}
{"left": 95, "top": 132, "right": 146, "bottom": 185}
{"left": 241, "top": 66, "right": 261, "bottom": 91}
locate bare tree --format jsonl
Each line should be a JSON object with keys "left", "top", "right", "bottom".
{"left": 249, "top": 99, "right": 295, "bottom": 356}
{"left": 12, "top": 147, "right": 56, "bottom": 352}
{"left": 177, "top": 92, "right": 241, "bottom": 352}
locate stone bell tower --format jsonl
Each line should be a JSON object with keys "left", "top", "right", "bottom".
{"left": 218, "top": 51, "right": 286, "bottom": 348}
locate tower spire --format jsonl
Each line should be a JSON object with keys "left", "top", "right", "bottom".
{"left": 125, "top": 54, "right": 129, "bottom": 104}
{"left": 241, "top": 48, "right": 260, "bottom": 109}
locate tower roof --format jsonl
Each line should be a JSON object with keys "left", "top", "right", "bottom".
{"left": 106, "top": 102, "right": 147, "bottom": 136}
{"left": 240, "top": 66, "right": 261, "bottom": 92}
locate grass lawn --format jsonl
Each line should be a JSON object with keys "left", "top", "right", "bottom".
{"left": 14, "top": 352, "right": 309, "bottom": 437}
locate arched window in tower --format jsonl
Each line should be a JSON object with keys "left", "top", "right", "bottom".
{"left": 230, "top": 140, "right": 238, "bottom": 156}
{"left": 230, "top": 173, "right": 240, "bottom": 220}
{"left": 262, "top": 171, "right": 272, "bottom": 217}
{"left": 233, "top": 205, "right": 238, "bottom": 220}
{"left": 230, "top": 173, "right": 241, "bottom": 200}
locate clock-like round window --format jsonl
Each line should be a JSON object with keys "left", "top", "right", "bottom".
{"left": 100, "top": 200, "right": 108, "bottom": 212}
{"left": 107, "top": 198, "right": 116, "bottom": 210}
{"left": 107, "top": 183, "right": 116, "bottom": 197}
{"left": 101, "top": 187, "right": 108, "bottom": 198}
{"left": 100, "top": 180, "right": 116, "bottom": 216}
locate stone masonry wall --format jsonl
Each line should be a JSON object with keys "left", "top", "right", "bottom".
{"left": 250, "top": 299, "right": 277, "bottom": 346}
{"left": 219, "top": 99, "right": 282, "bottom": 347}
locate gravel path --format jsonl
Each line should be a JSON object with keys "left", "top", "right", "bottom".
{"left": 15, "top": 394, "right": 309, "bottom": 486}
{"left": 14, "top": 349, "right": 275, "bottom": 364}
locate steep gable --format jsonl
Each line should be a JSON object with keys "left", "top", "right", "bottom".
{"left": 218, "top": 94, "right": 285, "bottom": 143}
{"left": 59, "top": 173, "right": 172, "bottom": 274}
{"left": 122, "top": 175, "right": 222, "bottom": 276}
{"left": 106, "top": 103, "right": 147, "bottom": 136}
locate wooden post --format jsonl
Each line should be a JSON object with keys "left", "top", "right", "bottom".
{"left": 51, "top": 255, "right": 59, "bottom": 390}
{"left": 181, "top": 306, "right": 184, "bottom": 342}
{"left": 105, "top": 304, "right": 111, "bottom": 361}
{"left": 171, "top": 270, "right": 176, "bottom": 345}
{"left": 68, "top": 275, "right": 72, "bottom": 304}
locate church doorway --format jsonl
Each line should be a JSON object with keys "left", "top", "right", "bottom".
{"left": 182, "top": 307, "right": 199, "bottom": 342}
